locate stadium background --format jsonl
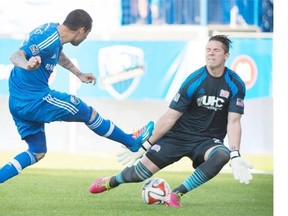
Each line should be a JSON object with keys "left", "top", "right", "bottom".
{"left": 0, "top": 0, "right": 273, "bottom": 173}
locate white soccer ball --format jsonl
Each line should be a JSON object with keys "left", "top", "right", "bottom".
{"left": 141, "top": 178, "right": 171, "bottom": 205}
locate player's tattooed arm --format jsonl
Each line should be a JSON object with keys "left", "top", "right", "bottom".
{"left": 58, "top": 51, "right": 82, "bottom": 76}
{"left": 10, "top": 50, "right": 41, "bottom": 70}
{"left": 58, "top": 51, "right": 96, "bottom": 85}
{"left": 58, "top": 51, "right": 85, "bottom": 77}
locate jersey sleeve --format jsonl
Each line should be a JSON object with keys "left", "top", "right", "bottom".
{"left": 169, "top": 90, "right": 191, "bottom": 112}
{"left": 169, "top": 68, "right": 204, "bottom": 112}
{"left": 169, "top": 77, "right": 195, "bottom": 112}
{"left": 227, "top": 73, "right": 246, "bottom": 114}
{"left": 20, "top": 23, "right": 60, "bottom": 59}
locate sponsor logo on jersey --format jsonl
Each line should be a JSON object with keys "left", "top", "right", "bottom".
{"left": 45, "top": 64, "right": 55, "bottom": 71}
{"left": 29, "top": 44, "right": 39, "bottom": 55}
{"left": 98, "top": 45, "right": 144, "bottom": 100}
{"left": 197, "top": 95, "right": 225, "bottom": 111}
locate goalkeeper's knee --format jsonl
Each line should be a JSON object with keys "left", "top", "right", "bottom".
{"left": 122, "top": 162, "right": 152, "bottom": 182}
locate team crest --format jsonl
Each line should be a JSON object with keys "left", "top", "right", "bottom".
{"left": 98, "top": 45, "right": 145, "bottom": 100}
{"left": 70, "top": 95, "right": 80, "bottom": 105}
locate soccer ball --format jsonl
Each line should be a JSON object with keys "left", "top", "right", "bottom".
{"left": 141, "top": 178, "right": 171, "bottom": 205}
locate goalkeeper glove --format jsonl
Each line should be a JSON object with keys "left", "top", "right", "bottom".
{"left": 230, "top": 150, "right": 253, "bottom": 184}
{"left": 117, "top": 141, "right": 151, "bottom": 167}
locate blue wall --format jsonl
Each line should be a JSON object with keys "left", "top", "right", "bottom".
{"left": 0, "top": 37, "right": 272, "bottom": 100}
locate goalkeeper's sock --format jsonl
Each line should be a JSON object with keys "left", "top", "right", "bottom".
{"left": 111, "top": 162, "right": 152, "bottom": 187}
{"left": 86, "top": 113, "right": 133, "bottom": 147}
{"left": 180, "top": 168, "right": 209, "bottom": 192}
{"left": 179, "top": 147, "right": 230, "bottom": 192}
{"left": 0, "top": 150, "right": 37, "bottom": 183}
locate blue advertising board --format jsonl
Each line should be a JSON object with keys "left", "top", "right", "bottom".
{"left": 0, "top": 37, "right": 272, "bottom": 100}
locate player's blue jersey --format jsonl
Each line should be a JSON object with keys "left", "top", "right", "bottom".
{"left": 9, "top": 23, "right": 62, "bottom": 100}
{"left": 8, "top": 22, "right": 93, "bottom": 139}
{"left": 166, "top": 66, "right": 246, "bottom": 142}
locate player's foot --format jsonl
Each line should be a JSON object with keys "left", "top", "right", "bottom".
{"left": 129, "top": 121, "right": 154, "bottom": 152}
{"left": 89, "top": 177, "right": 113, "bottom": 194}
{"left": 164, "top": 192, "right": 182, "bottom": 207}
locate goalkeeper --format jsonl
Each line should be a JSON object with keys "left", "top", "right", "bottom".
{"left": 89, "top": 35, "right": 253, "bottom": 207}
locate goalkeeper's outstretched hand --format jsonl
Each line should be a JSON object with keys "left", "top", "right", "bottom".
{"left": 117, "top": 141, "right": 151, "bottom": 167}
{"left": 230, "top": 151, "right": 253, "bottom": 184}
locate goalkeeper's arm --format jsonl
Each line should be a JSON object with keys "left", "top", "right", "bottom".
{"left": 117, "top": 140, "right": 152, "bottom": 167}
{"left": 230, "top": 150, "right": 253, "bottom": 184}
{"left": 118, "top": 108, "right": 183, "bottom": 167}
{"left": 227, "top": 112, "right": 253, "bottom": 184}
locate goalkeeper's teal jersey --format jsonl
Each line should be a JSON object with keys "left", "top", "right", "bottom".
{"left": 165, "top": 66, "right": 245, "bottom": 142}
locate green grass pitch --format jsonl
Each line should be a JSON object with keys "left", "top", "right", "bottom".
{"left": 0, "top": 169, "right": 272, "bottom": 216}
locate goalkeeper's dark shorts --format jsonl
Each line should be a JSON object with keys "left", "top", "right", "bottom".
{"left": 145, "top": 136, "right": 228, "bottom": 169}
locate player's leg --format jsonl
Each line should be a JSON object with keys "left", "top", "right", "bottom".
{"left": 43, "top": 92, "right": 154, "bottom": 152}
{"left": 89, "top": 141, "right": 179, "bottom": 194}
{"left": 85, "top": 108, "right": 154, "bottom": 152}
{"left": 0, "top": 131, "right": 46, "bottom": 183}
{"left": 170, "top": 145, "right": 230, "bottom": 198}
{"left": 89, "top": 156, "right": 160, "bottom": 194}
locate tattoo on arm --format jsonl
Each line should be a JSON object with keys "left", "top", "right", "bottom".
{"left": 10, "top": 50, "right": 28, "bottom": 69}
{"left": 58, "top": 52, "right": 81, "bottom": 76}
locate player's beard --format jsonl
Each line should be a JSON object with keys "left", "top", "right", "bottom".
{"left": 71, "top": 38, "right": 85, "bottom": 46}
{"left": 71, "top": 40, "right": 81, "bottom": 46}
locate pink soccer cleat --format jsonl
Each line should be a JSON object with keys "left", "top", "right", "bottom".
{"left": 164, "top": 192, "right": 182, "bottom": 207}
{"left": 89, "top": 177, "right": 112, "bottom": 194}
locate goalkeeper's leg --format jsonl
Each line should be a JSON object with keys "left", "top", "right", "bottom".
{"left": 172, "top": 145, "right": 230, "bottom": 195}
{"left": 112, "top": 161, "right": 153, "bottom": 185}
{"left": 89, "top": 161, "right": 153, "bottom": 194}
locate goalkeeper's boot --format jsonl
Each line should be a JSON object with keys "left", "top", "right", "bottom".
{"left": 129, "top": 121, "right": 154, "bottom": 152}
{"left": 164, "top": 192, "right": 182, "bottom": 207}
{"left": 89, "top": 177, "right": 114, "bottom": 194}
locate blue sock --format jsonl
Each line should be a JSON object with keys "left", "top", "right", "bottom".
{"left": 182, "top": 168, "right": 209, "bottom": 191}
{"left": 0, "top": 150, "right": 37, "bottom": 183}
{"left": 86, "top": 113, "right": 133, "bottom": 147}
{"left": 115, "top": 172, "right": 125, "bottom": 184}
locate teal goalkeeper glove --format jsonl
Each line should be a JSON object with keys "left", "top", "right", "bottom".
{"left": 230, "top": 151, "right": 253, "bottom": 184}
{"left": 117, "top": 141, "right": 151, "bottom": 167}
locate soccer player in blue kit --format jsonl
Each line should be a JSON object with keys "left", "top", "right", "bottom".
{"left": 0, "top": 9, "right": 154, "bottom": 184}
{"left": 89, "top": 35, "right": 253, "bottom": 207}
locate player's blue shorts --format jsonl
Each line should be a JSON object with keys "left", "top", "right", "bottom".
{"left": 146, "top": 136, "right": 227, "bottom": 169}
{"left": 9, "top": 89, "right": 93, "bottom": 139}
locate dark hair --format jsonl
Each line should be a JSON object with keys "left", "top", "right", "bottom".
{"left": 209, "top": 35, "right": 232, "bottom": 53}
{"left": 63, "top": 9, "right": 93, "bottom": 32}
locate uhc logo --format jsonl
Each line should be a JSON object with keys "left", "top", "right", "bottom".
{"left": 98, "top": 45, "right": 145, "bottom": 100}
{"left": 197, "top": 95, "right": 225, "bottom": 111}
